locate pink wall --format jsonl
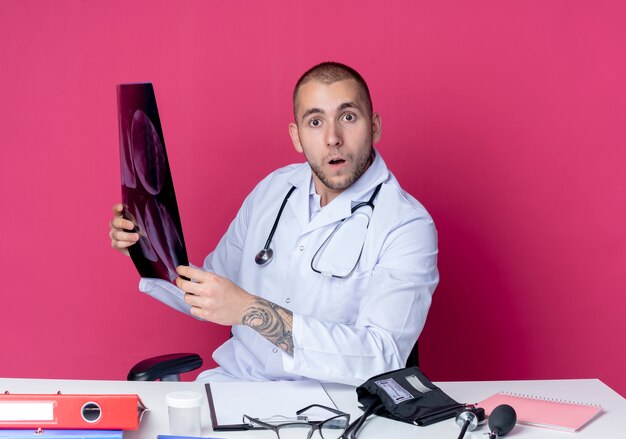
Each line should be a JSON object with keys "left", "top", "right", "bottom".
{"left": 1, "top": 1, "right": 624, "bottom": 396}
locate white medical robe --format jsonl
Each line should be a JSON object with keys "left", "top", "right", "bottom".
{"left": 139, "top": 150, "right": 439, "bottom": 386}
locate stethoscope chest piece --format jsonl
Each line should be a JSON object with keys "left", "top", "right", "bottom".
{"left": 255, "top": 248, "right": 274, "bottom": 266}
{"left": 255, "top": 185, "right": 296, "bottom": 267}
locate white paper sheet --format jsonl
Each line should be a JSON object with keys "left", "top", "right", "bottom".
{"left": 206, "top": 380, "right": 337, "bottom": 428}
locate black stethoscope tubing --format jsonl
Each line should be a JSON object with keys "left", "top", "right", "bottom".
{"left": 254, "top": 185, "right": 297, "bottom": 265}
{"left": 254, "top": 183, "right": 383, "bottom": 267}
{"left": 310, "top": 183, "right": 382, "bottom": 278}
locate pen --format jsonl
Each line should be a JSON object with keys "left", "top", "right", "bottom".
{"left": 212, "top": 424, "right": 254, "bottom": 431}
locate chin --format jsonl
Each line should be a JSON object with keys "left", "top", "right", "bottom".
{"left": 327, "top": 177, "right": 356, "bottom": 191}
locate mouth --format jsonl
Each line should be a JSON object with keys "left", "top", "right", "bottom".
{"left": 328, "top": 157, "right": 346, "bottom": 166}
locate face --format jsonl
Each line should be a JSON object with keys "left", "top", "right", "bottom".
{"left": 289, "top": 79, "right": 382, "bottom": 205}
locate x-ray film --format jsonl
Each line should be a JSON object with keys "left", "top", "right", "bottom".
{"left": 117, "top": 83, "right": 188, "bottom": 283}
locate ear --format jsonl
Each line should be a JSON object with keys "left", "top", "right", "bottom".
{"left": 289, "top": 122, "right": 304, "bottom": 153}
{"left": 371, "top": 112, "right": 382, "bottom": 144}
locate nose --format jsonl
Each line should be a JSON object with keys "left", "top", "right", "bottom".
{"left": 325, "top": 122, "right": 343, "bottom": 147}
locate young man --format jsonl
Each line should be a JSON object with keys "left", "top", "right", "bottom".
{"left": 110, "top": 62, "right": 439, "bottom": 385}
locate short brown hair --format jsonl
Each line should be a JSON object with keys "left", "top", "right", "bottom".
{"left": 293, "top": 62, "right": 373, "bottom": 119}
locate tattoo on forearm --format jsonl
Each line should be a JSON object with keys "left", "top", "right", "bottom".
{"left": 242, "top": 298, "right": 294, "bottom": 356}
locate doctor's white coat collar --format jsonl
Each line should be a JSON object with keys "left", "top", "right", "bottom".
{"left": 286, "top": 149, "right": 390, "bottom": 234}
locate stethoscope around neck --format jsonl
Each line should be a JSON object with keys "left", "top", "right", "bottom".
{"left": 254, "top": 183, "right": 383, "bottom": 277}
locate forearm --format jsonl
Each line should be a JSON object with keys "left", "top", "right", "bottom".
{"left": 284, "top": 264, "right": 437, "bottom": 385}
{"left": 294, "top": 311, "right": 424, "bottom": 382}
{"left": 241, "top": 298, "right": 294, "bottom": 356}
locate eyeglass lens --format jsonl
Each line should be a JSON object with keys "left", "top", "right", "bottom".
{"left": 275, "top": 416, "right": 348, "bottom": 439}
{"left": 320, "top": 417, "right": 350, "bottom": 438}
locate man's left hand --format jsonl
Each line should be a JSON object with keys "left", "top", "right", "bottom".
{"left": 175, "top": 265, "right": 254, "bottom": 326}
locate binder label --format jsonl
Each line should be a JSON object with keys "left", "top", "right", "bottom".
{"left": 0, "top": 402, "right": 54, "bottom": 421}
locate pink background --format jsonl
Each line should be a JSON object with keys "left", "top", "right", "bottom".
{"left": 1, "top": 1, "right": 624, "bottom": 396}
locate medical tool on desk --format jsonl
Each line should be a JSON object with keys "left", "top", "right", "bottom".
{"left": 165, "top": 391, "right": 202, "bottom": 436}
{"left": 455, "top": 406, "right": 485, "bottom": 439}
{"left": 344, "top": 366, "right": 466, "bottom": 438}
{"left": 486, "top": 404, "right": 517, "bottom": 438}
{"left": 255, "top": 183, "right": 382, "bottom": 278}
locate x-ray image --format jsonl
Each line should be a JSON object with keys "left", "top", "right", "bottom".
{"left": 117, "top": 83, "right": 188, "bottom": 283}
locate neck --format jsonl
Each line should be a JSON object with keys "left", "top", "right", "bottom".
{"left": 313, "top": 178, "right": 341, "bottom": 207}
{"left": 314, "top": 150, "right": 374, "bottom": 207}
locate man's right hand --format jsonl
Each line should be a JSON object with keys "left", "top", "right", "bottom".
{"left": 109, "top": 203, "right": 139, "bottom": 256}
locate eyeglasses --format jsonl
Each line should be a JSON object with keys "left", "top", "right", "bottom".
{"left": 243, "top": 404, "right": 350, "bottom": 439}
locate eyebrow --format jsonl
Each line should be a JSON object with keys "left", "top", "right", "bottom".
{"left": 339, "top": 101, "right": 358, "bottom": 111}
{"left": 300, "top": 102, "right": 360, "bottom": 122}
{"left": 301, "top": 107, "right": 323, "bottom": 121}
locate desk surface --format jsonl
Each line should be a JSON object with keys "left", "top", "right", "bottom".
{"left": 1, "top": 377, "right": 623, "bottom": 438}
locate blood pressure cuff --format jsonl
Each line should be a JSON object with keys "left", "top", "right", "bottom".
{"left": 354, "top": 366, "right": 463, "bottom": 429}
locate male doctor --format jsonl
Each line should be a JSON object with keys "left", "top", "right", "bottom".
{"left": 109, "top": 62, "right": 439, "bottom": 386}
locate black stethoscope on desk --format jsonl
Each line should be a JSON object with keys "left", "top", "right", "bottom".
{"left": 255, "top": 183, "right": 383, "bottom": 278}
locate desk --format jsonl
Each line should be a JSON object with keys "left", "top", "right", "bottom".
{"left": 1, "top": 377, "right": 623, "bottom": 438}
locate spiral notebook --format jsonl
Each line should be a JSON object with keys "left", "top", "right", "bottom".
{"left": 479, "top": 392, "right": 602, "bottom": 432}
